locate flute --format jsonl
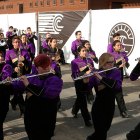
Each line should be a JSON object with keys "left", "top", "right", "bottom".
{"left": 73, "top": 67, "right": 117, "bottom": 81}
{"left": 0, "top": 70, "right": 55, "bottom": 85}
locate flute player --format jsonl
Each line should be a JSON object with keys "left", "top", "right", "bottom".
{"left": 8, "top": 54, "right": 63, "bottom": 140}
{"left": 86, "top": 53, "right": 122, "bottom": 140}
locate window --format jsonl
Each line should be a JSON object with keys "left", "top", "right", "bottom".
{"left": 40, "top": 1, "right": 44, "bottom": 6}
{"left": 46, "top": 0, "right": 50, "bottom": 5}
{"left": 19, "top": 4, "right": 23, "bottom": 13}
{"left": 69, "top": 0, "right": 74, "bottom": 4}
{"left": 2, "top": 5, "right": 4, "bottom": 9}
{"left": 35, "top": 0, "right": 38, "bottom": 6}
{"left": 53, "top": 0, "right": 56, "bottom": 5}
{"left": 80, "top": 0, "right": 85, "bottom": 3}
{"left": 29, "top": 2, "right": 33, "bottom": 8}
{"left": 60, "top": 0, "right": 64, "bottom": 5}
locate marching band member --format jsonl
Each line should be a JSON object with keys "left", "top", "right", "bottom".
{"left": 83, "top": 40, "right": 98, "bottom": 103}
{"left": 111, "top": 40, "right": 129, "bottom": 118}
{"left": 26, "top": 27, "right": 38, "bottom": 55}
{"left": 71, "top": 31, "right": 84, "bottom": 58}
{"left": 0, "top": 52, "right": 13, "bottom": 140}
{"left": 107, "top": 32, "right": 121, "bottom": 53}
{"left": 11, "top": 54, "right": 63, "bottom": 140}
{"left": 83, "top": 40, "right": 98, "bottom": 64}
{"left": 20, "top": 34, "right": 35, "bottom": 62}
{"left": 71, "top": 45, "right": 94, "bottom": 127}
{"left": 0, "top": 33, "right": 7, "bottom": 58}
{"left": 6, "top": 26, "right": 17, "bottom": 50}
{"left": 42, "top": 32, "right": 51, "bottom": 53}
{"left": 126, "top": 60, "right": 140, "bottom": 140}
{"left": 86, "top": 53, "right": 122, "bottom": 140}
{"left": 5, "top": 36, "right": 31, "bottom": 116}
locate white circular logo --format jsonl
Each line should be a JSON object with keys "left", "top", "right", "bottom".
{"left": 108, "top": 22, "right": 135, "bottom": 56}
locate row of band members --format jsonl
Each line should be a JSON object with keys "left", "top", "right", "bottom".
{"left": 70, "top": 31, "right": 132, "bottom": 140}
{"left": 0, "top": 28, "right": 66, "bottom": 65}
{"left": 0, "top": 29, "right": 135, "bottom": 140}
{"left": 1, "top": 50, "right": 138, "bottom": 140}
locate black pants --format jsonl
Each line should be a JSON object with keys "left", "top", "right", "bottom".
{"left": 24, "top": 95, "right": 58, "bottom": 140}
{"left": 89, "top": 92, "right": 115, "bottom": 140}
{"left": 115, "top": 87, "right": 127, "bottom": 114}
{"left": 72, "top": 81, "right": 91, "bottom": 123}
{"left": 0, "top": 87, "right": 10, "bottom": 140}
{"left": 127, "top": 122, "right": 140, "bottom": 140}
{"left": 10, "top": 93, "right": 25, "bottom": 113}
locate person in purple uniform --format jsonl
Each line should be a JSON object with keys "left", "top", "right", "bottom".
{"left": 26, "top": 27, "right": 38, "bottom": 55}
{"left": 5, "top": 36, "right": 31, "bottom": 116}
{"left": 11, "top": 54, "right": 63, "bottom": 140}
{"left": 111, "top": 40, "right": 129, "bottom": 118}
{"left": 126, "top": 60, "right": 140, "bottom": 140}
{"left": 71, "top": 45, "right": 94, "bottom": 127}
{"left": 42, "top": 32, "right": 51, "bottom": 53}
{"left": 20, "top": 34, "right": 35, "bottom": 62}
{"left": 107, "top": 32, "right": 121, "bottom": 53}
{"left": 6, "top": 26, "right": 17, "bottom": 50}
{"left": 82, "top": 40, "right": 98, "bottom": 103}
{"left": 86, "top": 53, "right": 122, "bottom": 140}
{"left": 71, "top": 31, "right": 84, "bottom": 58}
{"left": 83, "top": 40, "right": 98, "bottom": 64}
{"left": 0, "top": 52, "right": 13, "bottom": 140}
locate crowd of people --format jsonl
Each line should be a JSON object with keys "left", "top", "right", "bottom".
{"left": 0, "top": 27, "right": 140, "bottom": 140}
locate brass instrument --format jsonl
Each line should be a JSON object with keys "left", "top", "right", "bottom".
{"left": 135, "top": 57, "right": 140, "bottom": 61}
{"left": 0, "top": 70, "right": 55, "bottom": 85}
{"left": 17, "top": 48, "right": 24, "bottom": 77}
{"left": 73, "top": 67, "right": 117, "bottom": 81}
{"left": 0, "top": 60, "right": 6, "bottom": 64}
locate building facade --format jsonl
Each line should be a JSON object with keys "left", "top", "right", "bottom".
{"left": 0, "top": 0, "right": 140, "bottom": 14}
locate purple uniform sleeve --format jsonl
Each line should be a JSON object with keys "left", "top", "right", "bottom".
{"left": 43, "top": 76, "right": 63, "bottom": 99}
{"left": 1, "top": 64, "right": 13, "bottom": 80}
{"left": 71, "top": 40, "right": 77, "bottom": 55}
{"left": 89, "top": 69, "right": 122, "bottom": 91}
{"left": 107, "top": 43, "right": 113, "bottom": 53}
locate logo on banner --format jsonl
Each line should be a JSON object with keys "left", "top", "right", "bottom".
{"left": 108, "top": 22, "right": 135, "bottom": 56}
{"left": 38, "top": 14, "right": 64, "bottom": 34}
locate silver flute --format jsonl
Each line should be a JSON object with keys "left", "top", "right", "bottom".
{"left": 73, "top": 67, "right": 117, "bottom": 81}
{"left": 0, "top": 70, "right": 55, "bottom": 85}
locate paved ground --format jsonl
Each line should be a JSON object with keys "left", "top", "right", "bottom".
{"left": 3, "top": 64, "right": 140, "bottom": 140}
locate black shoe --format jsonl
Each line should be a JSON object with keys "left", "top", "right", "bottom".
{"left": 85, "top": 120, "right": 92, "bottom": 127}
{"left": 121, "top": 111, "right": 129, "bottom": 118}
{"left": 71, "top": 111, "right": 78, "bottom": 118}
{"left": 126, "top": 131, "right": 140, "bottom": 140}
{"left": 71, "top": 108, "right": 78, "bottom": 118}
{"left": 126, "top": 132, "right": 134, "bottom": 140}
{"left": 86, "top": 134, "right": 94, "bottom": 140}
{"left": 10, "top": 100, "right": 17, "bottom": 110}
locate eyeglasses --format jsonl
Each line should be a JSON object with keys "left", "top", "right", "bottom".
{"left": 13, "top": 41, "right": 20, "bottom": 43}
{"left": 106, "top": 61, "right": 114, "bottom": 64}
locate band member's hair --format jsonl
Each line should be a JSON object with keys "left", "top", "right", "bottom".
{"left": 112, "top": 40, "right": 121, "bottom": 47}
{"left": 75, "top": 31, "right": 81, "bottom": 36}
{"left": 9, "top": 26, "right": 13, "bottom": 29}
{"left": 49, "top": 37, "right": 57, "bottom": 43}
{"left": 77, "top": 45, "right": 86, "bottom": 53}
{"left": 27, "top": 27, "right": 31, "bottom": 30}
{"left": 34, "top": 54, "right": 51, "bottom": 69}
{"left": 99, "top": 53, "right": 114, "bottom": 69}
{"left": 113, "top": 33, "right": 120, "bottom": 38}
{"left": 12, "top": 36, "right": 21, "bottom": 42}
